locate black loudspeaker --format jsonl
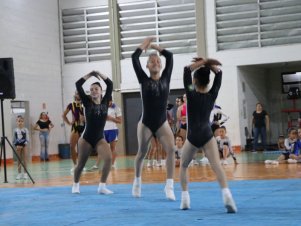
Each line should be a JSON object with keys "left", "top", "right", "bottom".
{"left": 0, "top": 58, "right": 15, "bottom": 99}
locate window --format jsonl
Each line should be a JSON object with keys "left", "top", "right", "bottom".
{"left": 215, "top": 0, "right": 301, "bottom": 51}
{"left": 118, "top": 0, "right": 197, "bottom": 59}
{"left": 61, "top": 5, "right": 111, "bottom": 64}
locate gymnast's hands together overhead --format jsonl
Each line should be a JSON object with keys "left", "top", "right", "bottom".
{"left": 189, "top": 57, "right": 222, "bottom": 73}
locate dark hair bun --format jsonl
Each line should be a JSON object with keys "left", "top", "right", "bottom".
{"left": 193, "top": 66, "right": 210, "bottom": 87}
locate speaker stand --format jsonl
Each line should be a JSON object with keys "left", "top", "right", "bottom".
{"left": 0, "top": 99, "right": 34, "bottom": 184}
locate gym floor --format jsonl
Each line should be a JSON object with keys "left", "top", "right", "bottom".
{"left": 1, "top": 150, "right": 300, "bottom": 188}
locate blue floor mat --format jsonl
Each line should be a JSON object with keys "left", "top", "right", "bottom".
{"left": 1, "top": 179, "right": 301, "bottom": 226}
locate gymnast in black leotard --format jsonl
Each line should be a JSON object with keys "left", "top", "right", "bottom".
{"left": 132, "top": 45, "right": 172, "bottom": 134}
{"left": 179, "top": 57, "right": 237, "bottom": 213}
{"left": 184, "top": 69, "right": 221, "bottom": 147}
{"left": 72, "top": 71, "right": 114, "bottom": 195}
{"left": 131, "top": 37, "right": 176, "bottom": 201}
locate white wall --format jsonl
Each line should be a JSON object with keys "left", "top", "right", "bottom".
{"left": 205, "top": 0, "right": 301, "bottom": 148}
{"left": 59, "top": 0, "right": 107, "bottom": 9}
{"left": 0, "top": 0, "right": 62, "bottom": 158}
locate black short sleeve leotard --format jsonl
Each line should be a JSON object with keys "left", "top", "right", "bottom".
{"left": 131, "top": 48, "right": 173, "bottom": 134}
{"left": 183, "top": 66, "right": 222, "bottom": 148}
{"left": 76, "top": 77, "right": 113, "bottom": 148}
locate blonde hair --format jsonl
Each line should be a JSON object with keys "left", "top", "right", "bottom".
{"left": 147, "top": 52, "right": 160, "bottom": 64}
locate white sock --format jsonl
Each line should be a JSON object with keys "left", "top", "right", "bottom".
{"left": 99, "top": 182, "right": 108, "bottom": 188}
{"left": 72, "top": 182, "right": 80, "bottom": 194}
{"left": 166, "top": 179, "right": 174, "bottom": 187}
{"left": 182, "top": 190, "right": 190, "bottom": 199}
{"left": 222, "top": 187, "right": 237, "bottom": 213}
{"left": 180, "top": 191, "right": 190, "bottom": 210}
{"left": 134, "top": 177, "right": 141, "bottom": 184}
{"left": 132, "top": 177, "right": 142, "bottom": 197}
{"left": 165, "top": 179, "right": 175, "bottom": 201}
{"left": 98, "top": 182, "right": 113, "bottom": 195}
{"left": 222, "top": 188, "right": 231, "bottom": 197}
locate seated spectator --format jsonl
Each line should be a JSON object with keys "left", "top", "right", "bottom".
{"left": 265, "top": 128, "right": 298, "bottom": 164}
{"left": 216, "top": 126, "right": 237, "bottom": 165}
{"left": 277, "top": 135, "right": 285, "bottom": 151}
{"left": 289, "top": 128, "right": 301, "bottom": 162}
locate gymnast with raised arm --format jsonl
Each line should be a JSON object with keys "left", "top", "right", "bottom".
{"left": 179, "top": 57, "right": 237, "bottom": 213}
{"left": 131, "top": 37, "right": 176, "bottom": 200}
{"left": 72, "top": 70, "right": 113, "bottom": 195}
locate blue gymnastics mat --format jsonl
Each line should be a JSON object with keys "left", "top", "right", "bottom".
{"left": 1, "top": 179, "right": 301, "bottom": 226}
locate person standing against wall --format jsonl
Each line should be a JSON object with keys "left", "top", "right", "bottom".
{"left": 34, "top": 112, "right": 54, "bottom": 161}
{"left": 251, "top": 102, "right": 270, "bottom": 152}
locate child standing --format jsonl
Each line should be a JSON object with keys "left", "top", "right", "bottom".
{"left": 175, "top": 135, "right": 184, "bottom": 167}
{"left": 13, "top": 115, "right": 30, "bottom": 180}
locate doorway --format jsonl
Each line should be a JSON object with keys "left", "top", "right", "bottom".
{"left": 122, "top": 89, "right": 185, "bottom": 155}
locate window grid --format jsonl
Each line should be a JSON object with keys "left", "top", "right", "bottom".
{"left": 61, "top": 5, "right": 111, "bottom": 64}
{"left": 216, "top": 0, "right": 301, "bottom": 51}
{"left": 118, "top": 0, "right": 197, "bottom": 59}
{"left": 61, "top": 1, "right": 197, "bottom": 63}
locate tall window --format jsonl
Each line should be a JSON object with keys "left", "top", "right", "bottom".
{"left": 61, "top": 5, "right": 111, "bottom": 64}
{"left": 61, "top": 0, "right": 197, "bottom": 63}
{"left": 118, "top": 0, "right": 197, "bottom": 59}
{"left": 216, "top": 0, "right": 301, "bottom": 50}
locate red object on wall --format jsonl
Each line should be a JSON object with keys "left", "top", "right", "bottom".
{"left": 281, "top": 99, "right": 301, "bottom": 129}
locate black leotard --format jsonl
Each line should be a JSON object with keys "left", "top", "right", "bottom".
{"left": 132, "top": 48, "right": 173, "bottom": 134}
{"left": 76, "top": 77, "right": 113, "bottom": 148}
{"left": 183, "top": 66, "right": 222, "bottom": 148}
